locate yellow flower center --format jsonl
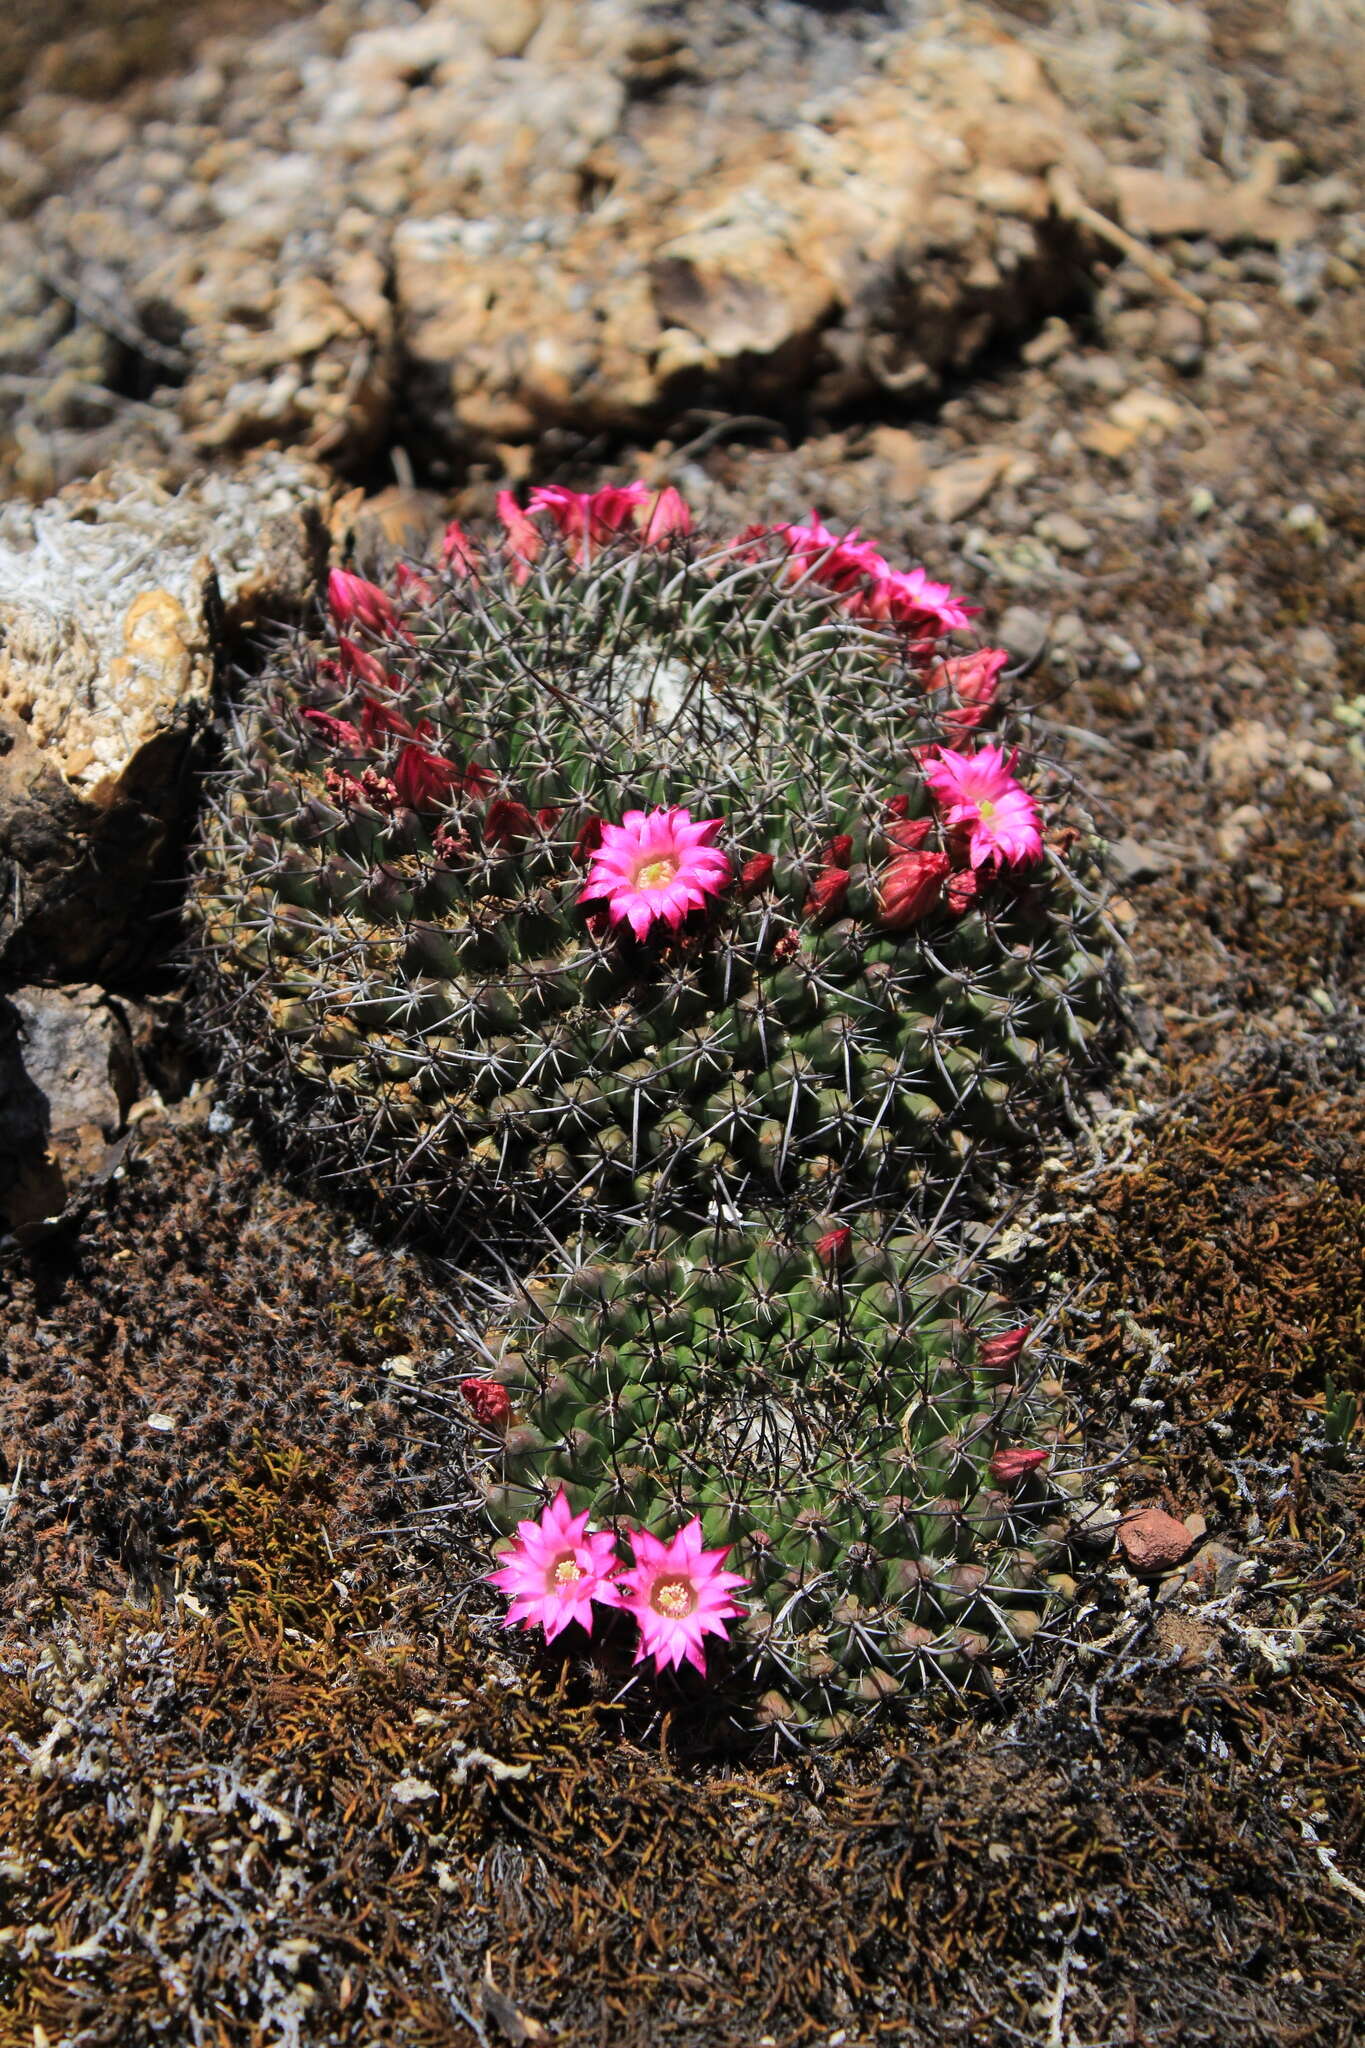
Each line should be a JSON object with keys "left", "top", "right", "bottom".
{"left": 652, "top": 1576, "right": 695, "bottom": 1619}
{"left": 977, "top": 797, "right": 996, "bottom": 819}
{"left": 636, "top": 856, "right": 679, "bottom": 890}
{"left": 551, "top": 1555, "right": 584, "bottom": 1587}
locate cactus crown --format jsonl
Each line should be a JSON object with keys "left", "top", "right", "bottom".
{"left": 196, "top": 505, "right": 1108, "bottom": 1244}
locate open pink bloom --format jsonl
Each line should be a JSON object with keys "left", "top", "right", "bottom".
{"left": 859, "top": 565, "right": 976, "bottom": 634}
{"left": 579, "top": 805, "right": 732, "bottom": 939}
{"left": 529, "top": 481, "right": 651, "bottom": 558}
{"left": 327, "top": 568, "right": 408, "bottom": 640}
{"left": 486, "top": 1489, "right": 622, "bottom": 1644}
{"left": 921, "top": 744, "right": 1043, "bottom": 869}
{"left": 617, "top": 1519, "right": 748, "bottom": 1677}
{"left": 778, "top": 512, "right": 887, "bottom": 594}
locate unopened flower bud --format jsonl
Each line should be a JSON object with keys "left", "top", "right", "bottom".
{"left": 877, "top": 848, "right": 950, "bottom": 929}
{"left": 804, "top": 866, "right": 851, "bottom": 920}
{"left": 327, "top": 568, "right": 405, "bottom": 639}
{"left": 988, "top": 1445, "right": 1049, "bottom": 1485}
{"left": 978, "top": 1325, "right": 1030, "bottom": 1369}
{"left": 814, "top": 1226, "right": 853, "bottom": 1270}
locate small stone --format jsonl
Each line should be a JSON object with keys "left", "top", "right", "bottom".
{"left": 1022, "top": 316, "right": 1071, "bottom": 365}
{"left": 1068, "top": 1500, "right": 1121, "bottom": 1546}
{"left": 1189, "top": 486, "right": 1216, "bottom": 518}
{"left": 869, "top": 426, "right": 930, "bottom": 498}
{"left": 1185, "top": 1541, "right": 1248, "bottom": 1598}
{"left": 997, "top": 604, "right": 1049, "bottom": 664}
{"left": 1215, "top": 802, "right": 1271, "bottom": 863}
{"left": 924, "top": 447, "right": 1012, "bottom": 523}
{"left": 1118, "top": 1507, "right": 1195, "bottom": 1575}
{"left": 1293, "top": 626, "right": 1336, "bottom": 670}
{"left": 1034, "top": 511, "right": 1092, "bottom": 554}
{"left": 1154, "top": 302, "right": 1205, "bottom": 371}
{"left": 1106, "top": 836, "right": 1174, "bottom": 885}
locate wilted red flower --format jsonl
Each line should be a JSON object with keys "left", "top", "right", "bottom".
{"left": 978, "top": 1325, "right": 1031, "bottom": 1369}
{"left": 461, "top": 1378, "right": 512, "bottom": 1428}
{"left": 573, "top": 813, "right": 604, "bottom": 861}
{"left": 988, "top": 1446, "right": 1049, "bottom": 1485}
{"left": 360, "top": 695, "right": 417, "bottom": 744}
{"left": 440, "top": 520, "right": 478, "bottom": 574}
{"left": 877, "top": 848, "right": 950, "bottom": 929}
{"left": 301, "top": 707, "right": 362, "bottom": 750}
{"left": 327, "top": 567, "right": 407, "bottom": 639}
{"left": 805, "top": 866, "right": 851, "bottom": 920}
{"left": 815, "top": 1226, "right": 853, "bottom": 1271}
{"left": 394, "top": 742, "right": 466, "bottom": 810}
{"left": 433, "top": 824, "right": 470, "bottom": 865}
{"left": 485, "top": 797, "right": 536, "bottom": 848}
{"left": 738, "top": 852, "right": 775, "bottom": 898}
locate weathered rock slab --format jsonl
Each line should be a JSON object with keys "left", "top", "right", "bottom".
{"left": 0, "top": 455, "right": 329, "bottom": 979}
{"left": 0, "top": 983, "right": 137, "bottom": 1234}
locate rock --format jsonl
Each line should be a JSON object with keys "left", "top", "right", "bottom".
{"left": 1068, "top": 1500, "right": 1121, "bottom": 1547}
{"left": 997, "top": 605, "right": 1050, "bottom": 664}
{"left": 1207, "top": 718, "right": 1282, "bottom": 793}
{"left": 1215, "top": 803, "right": 1272, "bottom": 863}
{"left": 1185, "top": 1541, "right": 1248, "bottom": 1599}
{"left": 1153, "top": 302, "right": 1205, "bottom": 372}
{"left": 1022, "top": 316, "right": 1072, "bottom": 365}
{"left": 1112, "top": 163, "right": 1314, "bottom": 246}
{"left": 924, "top": 448, "right": 1014, "bottom": 524}
{"left": 2, "top": 6, "right": 1114, "bottom": 482}
{"left": 0, "top": 984, "right": 137, "bottom": 1234}
{"left": 0, "top": 456, "right": 329, "bottom": 980}
{"left": 1033, "top": 510, "right": 1092, "bottom": 554}
{"left": 1293, "top": 626, "right": 1337, "bottom": 671}
{"left": 1117, "top": 1507, "right": 1195, "bottom": 1576}
{"left": 1106, "top": 836, "right": 1175, "bottom": 885}
{"left": 868, "top": 427, "right": 930, "bottom": 500}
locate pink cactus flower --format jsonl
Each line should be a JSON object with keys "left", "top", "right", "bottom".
{"left": 859, "top": 565, "right": 976, "bottom": 635}
{"left": 440, "top": 520, "right": 479, "bottom": 574}
{"left": 930, "top": 646, "right": 1008, "bottom": 737}
{"left": 778, "top": 512, "right": 887, "bottom": 594}
{"left": 617, "top": 1519, "right": 748, "bottom": 1677}
{"left": 579, "top": 805, "right": 732, "bottom": 940}
{"left": 327, "top": 568, "right": 408, "bottom": 640}
{"left": 496, "top": 489, "right": 545, "bottom": 583}
{"left": 641, "top": 485, "right": 693, "bottom": 544}
{"left": 529, "top": 481, "right": 651, "bottom": 558}
{"left": 921, "top": 744, "right": 1043, "bottom": 869}
{"left": 486, "top": 1488, "right": 623, "bottom": 1644}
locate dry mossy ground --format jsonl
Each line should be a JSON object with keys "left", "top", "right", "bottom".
{"left": 4, "top": 3, "right": 1365, "bottom": 2043}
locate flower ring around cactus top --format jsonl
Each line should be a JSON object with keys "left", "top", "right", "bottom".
{"left": 194, "top": 485, "right": 1112, "bottom": 1247}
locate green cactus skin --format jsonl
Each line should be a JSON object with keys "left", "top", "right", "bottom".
{"left": 478, "top": 1216, "right": 1070, "bottom": 1735}
{"left": 195, "top": 527, "right": 1110, "bottom": 1242}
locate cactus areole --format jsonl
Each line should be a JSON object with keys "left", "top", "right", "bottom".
{"left": 194, "top": 484, "right": 1113, "bottom": 1732}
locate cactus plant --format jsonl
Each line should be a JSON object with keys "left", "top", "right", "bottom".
{"left": 195, "top": 496, "right": 1110, "bottom": 1244}
{"left": 194, "top": 485, "right": 1111, "bottom": 1730}
{"left": 475, "top": 1213, "right": 1071, "bottom": 1733}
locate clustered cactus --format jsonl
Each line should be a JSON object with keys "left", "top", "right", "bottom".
{"left": 195, "top": 481, "right": 1112, "bottom": 1731}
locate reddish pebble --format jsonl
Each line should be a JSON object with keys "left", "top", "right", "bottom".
{"left": 1117, "top": 1506, "right": 1195, "bottom": 1575}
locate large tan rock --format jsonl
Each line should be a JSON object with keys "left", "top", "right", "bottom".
{"left": 2, "top": 1, "right": 1113, "bottom": 480}
{"left": 0, "top": 984, "right": 138, "bottom": 1234}
{"left": 0, "top": 455, "right": 329, "bottom": 978}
